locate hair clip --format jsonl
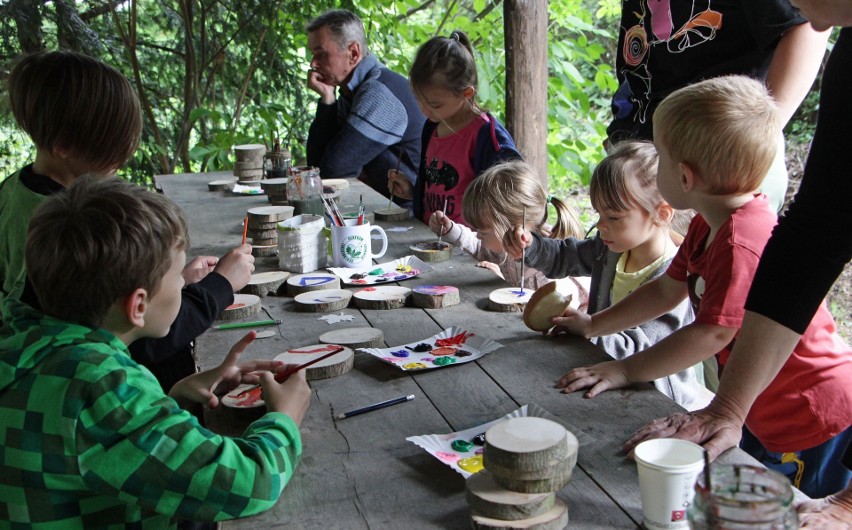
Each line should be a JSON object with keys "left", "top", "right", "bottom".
{"left": 546, "top": 194, "right": 555, "bottom": 204}
{"left": 449, "top": 32, "right": 460, "bottom": 42}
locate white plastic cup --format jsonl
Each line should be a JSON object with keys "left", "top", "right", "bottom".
{"left": 330, "top": 219, "right": 387, "bottom": 267}
{"left": 634, "top": 438, "right": 705, "bottom": 530}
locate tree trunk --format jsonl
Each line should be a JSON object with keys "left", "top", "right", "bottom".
{"left": 8, "top": 0, "right": 44, "bottom": 53}
{"left": 504, "top": 0, "right": 548, "bottom": 187}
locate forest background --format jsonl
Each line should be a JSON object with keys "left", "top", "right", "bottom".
{"left": 0, "top": 0, "right": 846, "bottom": 337}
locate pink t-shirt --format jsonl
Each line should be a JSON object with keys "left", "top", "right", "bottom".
{"left": 667, "top": 194, "right": 852, "bottom": 452}
{"left": 422, "top": 113, "right": 490, "bottom": 226}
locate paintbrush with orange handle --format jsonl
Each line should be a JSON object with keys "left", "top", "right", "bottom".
{"left": 235, "top": 346, "right": 345, "bottom": 397}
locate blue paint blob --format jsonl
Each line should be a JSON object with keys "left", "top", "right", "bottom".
{"left": 391, "top": 350, "right": 409, "bottom": 358}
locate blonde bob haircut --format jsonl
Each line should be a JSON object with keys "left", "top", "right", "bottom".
{"left": 653, "top": 75, "right": 780, "bottom": 196}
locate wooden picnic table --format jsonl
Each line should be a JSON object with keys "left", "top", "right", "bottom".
{"left": 155, "top": 171, "right": 772, "bottom": 529}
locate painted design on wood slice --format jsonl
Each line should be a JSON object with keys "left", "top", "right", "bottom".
{"left": 410, "top": 241, "right": 452, "bottom": 263}
{"left": 274, "top": 344, "right": 354, "bottom": 380}
{"left": 219, "top": 294, "right": 261, "bottom": 321}
{"left": 240, "top": 271, "right": 290, "bottom": 297}
{"left": 285, "top": 273, "right": 340, "bottom": 296}
{"left": 488, "top": 287, "right": 534, "bottom": 312}
{"left": 361, "top": 326, "right": 501, "bottom": 372}
{"left": 319, "top": 327, "right": 385, "bottom": 349}
{"left": 522, "top": 282, "right": 573, "bottom": 331}
{"left": 293, "top": 289, "right": 352, "bottom": 312}
{"left": 373, "top": 206, "right": 409, "bottom": 221}
{"left": 352, "top": 286, "right": 410, "bottom": 310}
{"left": 412, "top": 285, "right": 460, "bottom": 309}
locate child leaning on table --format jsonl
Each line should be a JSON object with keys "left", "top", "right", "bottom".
{"left": 502, "top": 141, "right": 700, "bottom": 409}
{"left": 429, "top": 160, "right": 590, "bottom": 309}
{"left": 0, "top": 177, "right": 311, "bottom": 528}
{"left": 554, "top": 76, "right": 852, "bottom": 498}
{"left": 0, "top": 50, "right": 254, "bottom": 393}
{"left": 387, "top": 30, "right": 521, "bottom": 226}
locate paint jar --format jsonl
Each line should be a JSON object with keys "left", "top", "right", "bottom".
{"left": 263, "top": 140, "right": 291, "bottom": 180}
{"left": 288, "top": 166, "right": 324, "bottom": 216}
{"left": 688, "top": 464, "right": 797, "bottom": 529}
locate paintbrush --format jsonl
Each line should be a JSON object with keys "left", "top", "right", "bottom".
{"left": 235, "top": 346, "right": 345, "bottom": 397}
{"left": 437, "top": 198, "right": 448, "bottom": 246}
{"left": 521, "top": 206, "right": 526, "bottom": 295}
{"left": 388, "top": 148, "right": 404, "bottom": 209}
{"left": 241, "top": 215, "right": 249, "bottom": 245}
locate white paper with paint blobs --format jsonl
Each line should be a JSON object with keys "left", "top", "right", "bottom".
{"left": 327, "top": 255, "right": 432, "bottom": 285}
{"left": 359, "top": 326, "right": 502, "bottom": 371}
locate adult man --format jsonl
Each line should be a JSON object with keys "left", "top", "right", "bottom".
{"left": 305, "top": 9, "right": 425, "bottom": 201}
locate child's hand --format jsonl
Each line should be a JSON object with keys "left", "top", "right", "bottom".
{"left": 476, "top": 261, "right": 505, "bottom": 279}
{"left": 182, "top": 255, "right": 218, "bottom": 284}
{"left": 428, "top": 210, "right": 453, "bottom": 237}
{"left": 556, "top": 360, "right": 631, "bottom": 398}
{"left": 502, "top": 226, "right": 533, "bottom": 260}
{"left": 169, "top": 332, "right": 282, "bottom": 408}
{"left": 260, "top": 369, "right": 311, "bottom": 426}
{"left": 387, "top": 169, "right": 413, "bottom": 199}
{"left": 213, "top": 243, "right": 255, "bottom": 291}
{"left": 551, "top": 307, "right": 593, "bottom": 337}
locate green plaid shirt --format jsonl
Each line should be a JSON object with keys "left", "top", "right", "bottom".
{"left": 0, "top": 300, "right": 302, "bottom": 528}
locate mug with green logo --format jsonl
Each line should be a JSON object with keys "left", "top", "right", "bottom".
{"left": 330, "top": 219, "right": 387, "bottom": 267}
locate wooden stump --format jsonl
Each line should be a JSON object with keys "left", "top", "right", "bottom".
{"left": 248, "top": 205, "right": 294, "bottom": 224}
{"left": 294, "top": 289, "right": 352, "bottom": 312}
{"left": 219, "top": 294, "right": 262, "bottom": 321}
{"left": 466, "top": 470, "right": 556, "bottom": 521}
{"left": 488, "top": 287, "right": 534, "bottom": 312}
{"left": 522, "top": 282, "right": 573, "bottom": 331}
{"left": 410, "top": 241, "right": 452, "bottom": 262}
{"left": 286, "top": 273, "right": 341, "bottom": 296}
{"left": 274, "top": 344, "right": 354, "bottom": 380}
{"left": 234, "top": 169, "right": 263, "bottom": 179}
{"left": 207, "top": 178, "right": 238, "bottom": 191}
{"left": 411, "top": 285, "right": 460, "bottom": 308}
{"left": 353, "top": 286, "right": 410, "bottom": 310}
{"left": 251, "top": 245, "right": 278, "bottom": 258}
{"left": 240, "top": 271, "right": 290, "bottom": 297}
{"left": 319, "top": 327, "right": 385, "bottom": 349}
{"left": 470, "top": 498, "right": 568, "bottom": 530}
{"left": 233, "top": 144, "right": 265, "bottom": 161}
{"left": 373, "top": 206, "right": 409, "bottom": 221}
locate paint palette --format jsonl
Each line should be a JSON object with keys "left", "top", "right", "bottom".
{"left": 232, "top": 183, "right": 265, "bottom": 195}
{"left": 406, "top": 404, "right": 582, "bottom": 478}
{"left": 360, "top": 326, "right": 502, "bottom": 371}
{"left": 328, "top": 255, "right": 432, "bottom": 285}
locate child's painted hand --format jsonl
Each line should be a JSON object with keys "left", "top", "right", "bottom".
{"left": 169, "top": 332, "right": 283, "bottom": 409}
{"left": 556, "top": 360, "right": 631, "bottom": 398}
{"left": 387, "top": 169, "right": 413, "bottom": 199}
{"left": 502, "top": 226, "right": 533, "bottom": 260}
{"left": 213, "top": 243, "right": 255, "bottom": 291}
{"left": 428, "top": 210, "right": 453, "bottom": 236}
{"left": 260, "top": 368, "right": 311, "bottom": 426}
{"left": 550, "top": 307, "right": 593, "bottom": 337}
{"left": 182, "top": 255, "right": 218, "bottom": 284}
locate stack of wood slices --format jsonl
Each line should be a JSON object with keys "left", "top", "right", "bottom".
{"left": 466, "top": 417, "right": 578, "bottom": 529}
{"left": 247, "top": 206, "right": 293, "bottom": 257}
{"left": 233, "top": 144, "right": 265, "bottom": 185}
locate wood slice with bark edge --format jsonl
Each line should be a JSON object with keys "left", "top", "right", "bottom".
{"left": 286, "top": 273, "right": 341, "bottom": 296}
{"left": 410, "top": 241, "right": 452, "bottom": 262}
{"left": 233, "top": 160, "right": 263, "bottom": 170}
{"left": 247, "top": 205, "right": 294, "bottom": 223}
{"left": 207, "top": 178, "right": 238, "bottom": 191}
{"left": 233, "top": 169, "right": 264, "bottom": 179}
{"left": 483, "top": 417, "right": 578, "bottom": 473}
{"left": 274, "top": 344, "right": 354, "bottom": 381}
{"left": 249, "top": 220, "right": 279, "bottom": 231}
{"left": 293, "top": 289, "right": 352, "bottom": 312}
{"left": 485, "top": 454, "right": 576, "bottom": 482}
{"left": 250, "top": 245, "right": 278, "bottom": 258}
{"left": 470, "top": 498, "right": 568, "bottom": 530}
{"left": 247, "top": 228, "right": 278, "bottom": 240}
{"left": 522, "top": 282, "right": 573, "bottom": 331}
{"left": 488, "top": 287, "right": 534, "bottom": 312}
{"left": 373, "top": 206, "right": 409, "bottom": 221}
{"left": 219, "top": 294, "right": 261, "bottom": 321}
{"left": 233, "top": 144, "right": 265, "bottom": 159}
{"left": 489, "top": 466, "right": 575, "bottom": 494}
{"left": 352, "top": 286, "right": 411, "bottom": 310}
{"left": 411, "top": 285, "right": 460, "bottom": 309}
{"left": 251, "top": 237, "right": 278, "bottom": 247}
{"left": 466, "top": 470, "right": 556, "bottom": 521}
{"left": 321, "top": 178, "right": 349, "bottom": 191}
{"left": 319, "top": 327, "right": 385, "bottom": 349}
{"left": 239, "top": 271, "right": 290, "bottom": 297}
{"left": 260, "top": 177, "right": 289, "bottom": 190}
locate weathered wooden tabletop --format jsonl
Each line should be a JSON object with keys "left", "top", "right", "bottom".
{"left": 156, "top": 171, "right": 762, "bottom": 530}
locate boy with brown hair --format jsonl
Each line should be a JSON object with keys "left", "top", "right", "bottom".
{"left": 0, "top": 177, "right": 311, "bottom": 527}
{"left": 0, "top": 50, "right": 254, "bottom": 392}
{"left": 542, "top": 76, "right": 851, "bottom": 498}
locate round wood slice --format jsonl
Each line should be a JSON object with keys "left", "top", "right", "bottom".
{"left": 234, "top": 168, "right": 264, "bottom": 178}
{"left": 274, "top": 344, "right": 354, "bottom": 380}
{"left": 222, "top": 384, "right": 266, "bottom": 409}
{"left": 208, "top": 178, "right": 238, "bottom": 191}
{"left": 251, "top": 244, "right": 278, "bottom": 258}
{"left": 411, "top": 285, "right": 460, "bottom": 308}
{"left": 322, "top": 178, "right": 349, "bottom": 191}
{"left": 488, "top": 287, "right": 534, "bottom": 312}
{"left": 485, "top": 455, "right": 576, "bottom": 482}
{"left": 522, "top": 282, "right": 573, "bottom": 331}
{"left": 248, "top": 205, "right": 294, "bottom": 223}
{"left": 219, "top": 294, "right": 261, "bottom": 321}
{"left": 251, "top": 237, "right": 278, "bottom": 247}
{"left": 233, "top": 144, "right": 266, "bottom": 160}
{"left": 374, "top": 206, "right": 409, "bottom": 221}
{"left": 249, "top": 220, "right": 279, "bottom": 230}
{"left": 353, "top": 286, "right": 411, "bottom": 310}
{"left": 319, "top": 327, "right": 385, "bottom": 349}
{"left": 267, "top": 198, "right": 290, "bottom": 206}
{"left": 240, "top": 271, "right": 290, "bottom": 297}
{"left": 484, "top": 417, "right": 577, "bottom": 473}
{"left": 410, "top": 241, "right": 452, "bottom": 262}
{"left": 236, "top": 179, "right": 263, "bottom": 186}
{"left": 466, "top": 470, "right": 556, "bottom": 521}
{"left": 294, "top": 289, "right": 352, "bottom": 312}
{"left": 260, "top": 177, "right": 290, "bottom": 190}
{"left": 470, "top": 498, "right": 568, "bottom": 530}
{"left": 489, "top": 466, "right": 575, "bottom": 495}
{"left": 247, "top": 228, "right": 278, "bottom": 240}
{"left": 286, "top": 273, "right": 341, "bottom": 296}
{"left": 233, "top": 160, "right": 262, "bottom": 170}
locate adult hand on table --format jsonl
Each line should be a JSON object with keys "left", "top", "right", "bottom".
{"left": 260, "top": 369, "right": 311, "bottom": 426}
{"left": 387, "top": 169, "right": 413, "bottom": 199}
{"left": 502, "top": 225, "right": 533, "bottom": 260}
{"left": 182, "top": 255, "right": 219, "bottom": 284}
{"left": 213, "top": 243, "right": 255, "bottom": 291}
{"left": 556, "top": 360, "right": 630, "bottom": 398}
{"left": 169, "top": 332, "right": 282, "bottom": 409}
{"left": 307, "top": 68, "right": 337, "bottom": 105}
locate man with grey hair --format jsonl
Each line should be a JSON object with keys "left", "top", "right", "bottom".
{"left": 306, "top": 9, "right": 424, "bottom": 203}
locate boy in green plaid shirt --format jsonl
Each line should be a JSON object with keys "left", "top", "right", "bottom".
{"left": 0, "top": 177, "right": 311, "bottom": 528}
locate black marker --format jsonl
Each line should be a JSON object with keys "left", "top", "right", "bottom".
{"left": 336, "top": 394, "right": 415, "bottom": 419}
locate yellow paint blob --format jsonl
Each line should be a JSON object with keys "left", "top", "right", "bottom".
{"left": 402, "top": 362, "right": 429, "bottom": 370}
{"left": 457, "top": 455, "right": 484, "bottom": 474}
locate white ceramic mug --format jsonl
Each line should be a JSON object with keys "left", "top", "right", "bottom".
{"left": 330, "top": 219, "right": 387, "bottom": 267}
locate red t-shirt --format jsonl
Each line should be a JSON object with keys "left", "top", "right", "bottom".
{"left": 422, "top": 113, "right": 490, "bottom": 226}
{"left": 667, "top": 195, "right": 852, "bottom": 452}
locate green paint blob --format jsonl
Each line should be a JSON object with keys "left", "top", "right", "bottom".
{"left": 451, "top": 439, "right": 474, "bottom": 452}
{"left": 432, "top": 356, "right": 456, "bottom": 366}
{"left": 368, "top": 268, "right": 383, "bottom": 276}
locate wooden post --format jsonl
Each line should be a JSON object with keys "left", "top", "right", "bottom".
{"left": 504, "top": 0, "right": 549, "bottom": 187}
